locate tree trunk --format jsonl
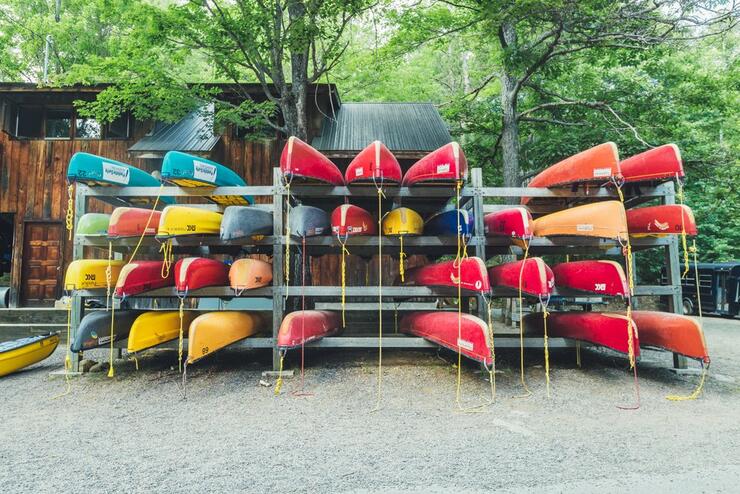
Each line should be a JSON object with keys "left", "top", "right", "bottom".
{"left": 499, "top": 21, "right": 520, "bottom": 200}
{"left": 284, "top": 2, "right": 309, "bottom": 141}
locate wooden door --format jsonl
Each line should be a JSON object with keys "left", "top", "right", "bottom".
{"left": 21, "top": 222, "right": 63, "bottom": 305}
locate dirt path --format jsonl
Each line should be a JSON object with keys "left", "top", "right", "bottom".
{"left": 1, "top": 317, "right": 738, "bottom": 493}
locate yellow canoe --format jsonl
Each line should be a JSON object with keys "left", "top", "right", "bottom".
{"left": 127, "top": 311, "right": 199, "bottom": 353}
{"left": 382, "top": 207, "right": 424, "bottom": 236}
{"left": 187, "top": 312, "right": 263, "bottom": 364}
{"left": 157, "top": 206, "right": 223, "bottom": 237}
{"left": 64, "top": 259, "right": 125, "bottom": 290}
{"left": 533, "top": 201, "right": 628, "bottom": 241}
{"left": 0, "top": 333, "right": 60, "bottom": 377}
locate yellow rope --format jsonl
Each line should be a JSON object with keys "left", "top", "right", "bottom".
{"left": 487, "top": 299, "right": 496, "bottom": 402}
{"left": 677, "top": 178, "right": 690, "bottom": 278}
{"left": 285, "top": 183, "right": 290, "bottom": 298}
{"left": 667, "top": 240, "right": 709, "bottom": 400}
{"left": 178, "top": 297, "right": 185, "bottom": 373}
{"left": 373, "top": 186, "right": 384, "bottom": 411}
{"left": 274, "top": 353, "right": 285, "bottom": 395}
{"left": 133, "top": 355, "right": 139, "bottom": 371}
{"left": 615, "top": 183, "right": 637, "bottom": 369}
{"left": 543, "top": 304, "right": 551, "bottom": 398}
{"left": 160, "top": 239, "right": 173, "bottom": 278}
{"left": 107, "top": 302, "right": 116, "bottom": 378}
{"left": 340, "top": 243, "right": 349, "bottom": 327}
{"left": 517, "top": 240, "right": 531, "bottom": 396}
{"left": 65, "top": 184, "right": 75, "bottom": 241}
{"left": 454, "top": 180, "right": 464, "bottom": 409}
{"left": 399, "top": 235, "right": 406, "bottom": 282}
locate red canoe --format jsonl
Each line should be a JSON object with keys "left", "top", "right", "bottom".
{"left": 277, "top": 310, "right": 342, "bottom": 349}
{"left": 403, "top": 257, "right": 490, "bottom": 293}
{"left": 552, "top": 260, "right": 629, "bottom": 298}
{"left": 626, "top": 204, "right": 697, "bottom": 236}
{"left": 108, "top": 207, "right": 161, "bottom": 238}
{"left": 484, "top": 207, "right": 534, "bottom": 239}
{"left": 621, "top": 144, "right": 684, "bottom": 183}
{"left": 345, "top": 141, "right": 402, "bottom": 185}
{"left": 522, "top": 142, "right": 620, "bottom": 205}
{"left": 400, "top": 311, "right": 492, "bottom": 365}
{"left": 174, "top": 257, "right": 229, "bottom": 293}
{"left": 114, "top": 261, "right": 174, "bottom": 297}
{"left": 331, "top": 204, "right": 377, "bottom": 237}
{"left": 280, "top": 136, "right": 344, "bottom": 185}
{"left": 630, "top": 311, "right": 708, "bottom": 362}
{"left": 524, "top": 311, "right": 639, "bottom": 356}
{"left": 401, "top": 142, "right": 467, "bottom": 186}
{"left": 489, "top": 258, "right": 554, "bottom": 298}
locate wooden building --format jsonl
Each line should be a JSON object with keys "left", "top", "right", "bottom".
{"left": 0, "top": 83, "right": 451, "bottom": 306}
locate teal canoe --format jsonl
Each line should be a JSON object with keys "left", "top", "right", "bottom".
{"left": 161, "top": 151, "right": 254, "bottom": 205}
{"left": 67, "top": 152, "right": 173, "bottom": 206}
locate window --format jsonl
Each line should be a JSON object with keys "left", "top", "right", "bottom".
{"left": 75, "top": 117, "right": 101, "bottom": 139}
{"left": 105, "top": 113, "right": 130, "bottom": 139}
{"left": 16, "top": 107, "right": 43, "bottom": 138}
{"left": 45, "top": 109, "right": 72, "bottom": 139}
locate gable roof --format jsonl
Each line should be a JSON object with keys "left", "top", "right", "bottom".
{"left": 311, "top": 103, "right": 451, "bottom": 155}
{"left": 128, "top": 105, "right": 219, "bottom": 157}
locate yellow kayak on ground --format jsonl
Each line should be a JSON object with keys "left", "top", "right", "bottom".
{"left": 127, "top": 311, "right": 200, "bottom": 353}
{"left": 382, "top": 207, "right": 423, "bottom": 236}
{"left": 187, "top": 312, "right": 263, "bottom": 364}
{"left": 157, "top": 206, "right": 223, "bottom": 237}
{"left": 64, "top": 259, "right": 125, "bottom": 290}
{"left": 0, "top": 333, "right": 60, "bottom": 377}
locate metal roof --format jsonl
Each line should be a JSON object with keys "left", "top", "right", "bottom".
{"left": 129, "top": 104, "right": 220, "bottom": 155}
{"left": 311, "top": 103, "right": 451, "bottom": 152}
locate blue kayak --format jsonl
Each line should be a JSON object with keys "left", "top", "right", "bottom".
{"left": 424, "top": 209, "right": 475, "bottom": 236}
{"left": 67, "top": 152, "right": 173, "bottom": 205}
{"left": 161, "top": 151, "right": 253, "bottom": 205}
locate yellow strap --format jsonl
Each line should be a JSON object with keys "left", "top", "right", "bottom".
{"left": 517, "top": 240, "right": 532, "bottom": 396}
{"left": 285, "top": 183, "right": 291, "bottom": 298}
{"left": 543, "top": 305, "right": 551, "bottom": 398}
{"left": 274, "top": 353, "right": 285, "bottom": 395}
{"left": 65, "top": 184, "right": 75, "bottom": 241}
{"left": 107, "top": 302, "right": 116, "bottom": 378}
{"left": 160, "top": 239, "right": 173, "bottom": 278}
{"left": 487, "top": 299, "right": 496, "bottom": 402}
{"left": 133, "top": 355, "right": 139, "bottom": 371}
{"left": 677, "top": 179, "right": 690, "bottom": 278}
{"left": 340, "top": 243, "right": 349, "bottom": 327}
{"left": 615, "top": 182, "right": 637, "bottom": 369}
{"left": 178, "top": 297, "right": 185, "bottom": 373}
{"left": 399, "top": 235, "right": 406, "bottom": 282}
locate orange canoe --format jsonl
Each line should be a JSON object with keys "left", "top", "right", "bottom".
{"left": 630, "top": 311, "right": 709, "bottom": 362}
{"left": 522, "top": 143, "right": 620, "bottom": 205}
{"left": 187, "top": 312, "right": 264, "bottom": 364}
{"left": 533, "top": 201, "right": 628, "bottom": 240}
{"left": 229, "top": 258, "right": 273, "bottom": 292}
{"left": 626, "top": 204, "right": 697, "bottom": 236}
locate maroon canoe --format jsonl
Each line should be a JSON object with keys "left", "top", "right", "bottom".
{"left": 114, "top": 261, "right": 174, "bottom": 297}
{"left": 403, "top": 257, "right": 490, "bottom": 293}
{"left": 524, "top": 311, "right": 639, "bottom": 356}
{"left": 484, "top": 207, "right": 534, "bottom": 239}
{"left": 630, "top": 311, "right": 708, "bottom": 362}
{"left": 345, "top": 141, "right": 402, "bottom": 185}
{"left": 174, "top": 257, "right": 229, "bottom": 293}
{"left": 626, "top": 204, "right": 697, "bottom": 236}
{"left": 108, "top": 207, "right": 161, "bottom": 238}
{"left": 280, "top": 136, "right": 344, "bottom": 185}
{"left": 489, "top": 258, "right": 554, "bottom": 298}
{"left": 400, "top": 311, "right": 492, "bottom": 365}
{"left": 277, "top": 310, "right": 342, "bottom": 349}
{"left": 552, "top": 260, "right": 629, "bottom": 298}
{"left": 402, "top": 142, "right": 467, "bottom": 186}
{"left": 621, "top": 144, "right": 684, "bottom": 183}
{"left": 331, "top": 204, "right": 377, "bottom": 237}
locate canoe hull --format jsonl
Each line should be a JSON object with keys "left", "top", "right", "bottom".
{"left": 532, "top": 201, "right": 628, "bottom": 240}
{"left": 489, "top": 258, "right": 554, "bottom": 298}
{"left": 524, "top": 311, "right": 639, "bottom": 356}
{"left": 0, "top": 334, "right": 60, "bottom": 377}
{"left": 345, "top": 141, "right": 402, "bottom": 185}
{"left": 424, "top": 209, "right": 474, "bottom": 236}
{"left": 71, "top": 310, "right": 142, "bottom": 352}
{"left": 229, "top": 259, "right": 273, "bottom": 291}
{"left": 277, "top": 310, "right": 342, "bottom": 349}
{"left": 289, "top": 205, "right": 330, "bottom": 237}
{"left": 402, "top": 142, "right": 467, "bottom": 186}
{"left": 115, "top": 261, "right": 174, "bottom": 298}
{"left": 187, "top": 312, "right": 263, "bottom": 364}
{"left": 64, "top": 260, "right": 125, "bottom": 291}
{"left": 552, "top": 260, "right": 629, "bottom": 297}
{"left": 382, "top": 207, "right": 423, "bottom": 236}
{"left": 220, "top": 206, "right": 273, "bottom": 241}
{"left": 403, "top": 257, "right": 490, "bottom": 293}
{"left": 157, "top": 206, "right": 223, "bottom": 237}
{"left": 331, "top": 204, "right": 377, "bottom": 236}
{"left": 400, "top": 311, "right": 491, "bottom": 365}
{"left": 626, "top": 204, "right": 697, "bottom": 236}
{"left": 174, "top": 258, "right": 229, "bottom": 293}
{"left": 161, "top": 151, "right": 253, "bottom": 205}
{"left": 127, "top": 311, "right": 199, "bottom": 353}
{"left": 484, "top": 207, "right": 534, "bottom": 239}
{"left": 76, "top": 213, "right": 111, "bottom": 236}
{"left": 108, "top": 207, "right": 161, "bottom": 238}
{"left": 621, "top": 144, "right": 684, "bottom": 183}
{"left": 630, "top": 311, "right": 708, "bottom": 362}
{"left": 280, "top": 137, "right": 344, "bottom": 185}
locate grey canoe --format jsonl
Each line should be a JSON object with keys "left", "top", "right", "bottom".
{"left": 71, "top": 310, "right": 143, "bottom": 352}
{"left": 220, "top": 206, "right": 273, "bottom": 241}
{"left": 290, "top": 205, "right": 330, "bottom": 237}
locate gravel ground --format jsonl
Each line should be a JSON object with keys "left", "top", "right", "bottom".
{"left": 1, "top": 317, "right": 739, "bottom": 493}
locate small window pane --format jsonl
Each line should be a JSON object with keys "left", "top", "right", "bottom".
{"left": 75, "top": 118, "right": 101, "bottom": 139}
{"left": 106, "top": 114, "right": 129, "bottom": 139}
{"left": 16, "top": 107, "right": 43, "bottom": 138}
{"left": 46, "top": 109, "right": 72, "bottom": 139}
